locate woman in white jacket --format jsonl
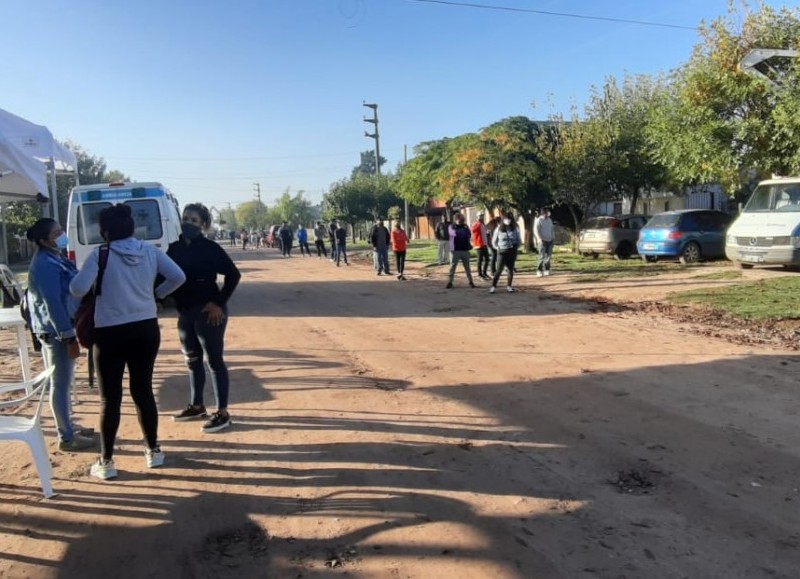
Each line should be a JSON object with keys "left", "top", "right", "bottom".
{"left": 70, "top": 204, "right": 185, "bottom": 481}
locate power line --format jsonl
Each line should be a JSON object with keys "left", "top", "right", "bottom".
{"left": 405, "top": 0, "right": 698, "bottom": 31}
{"left": 104, "top": 148, "right": 405, "bottom": 162}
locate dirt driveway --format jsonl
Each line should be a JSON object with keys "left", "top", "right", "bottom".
{"left": 1, "top": 248, "right": 798, "bottom": 578}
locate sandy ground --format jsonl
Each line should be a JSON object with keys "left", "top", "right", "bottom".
{"left": 0, "top": 246, "right": 799, "bottom": 579}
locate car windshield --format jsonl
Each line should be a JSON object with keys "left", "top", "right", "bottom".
{"left": 584, "top": 217, "right": 616, "bottom": 229}
{"left": 744, "top": 183, "right": 800, "bottom": 212}
{"left": 645, "top": 214, "right": 680, "bottom": 228}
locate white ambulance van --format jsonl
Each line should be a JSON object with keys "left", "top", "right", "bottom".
{"left": 66, "top": 182, "right": 181, "bottom": 268}
{"left": 725, "top": 177, "right": 800, "bottom": 269}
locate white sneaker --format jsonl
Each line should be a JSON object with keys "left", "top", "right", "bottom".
{"left": 536, "top": 271, "right": 544, "bottom": 277}
{"left": 489, "top": 286, "right": 496, "bottom": 294}
{"left": 507, "top": 286, "right": 515, "bottom": 293}
{"left": 90, "top": 458, "right": 117, "bottom": 480}
{"left": 145, "top": 446, "right": 165, "bottom": 468}
{"left": 544, "top": 270, "right": 551, "bottom": 276}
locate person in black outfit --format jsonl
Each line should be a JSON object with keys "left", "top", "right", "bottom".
{"left": 168, "top": 203, "right": 241, "bottom": 433}
{"left": 279, "top": 221, "right": 293, "bottom": 257}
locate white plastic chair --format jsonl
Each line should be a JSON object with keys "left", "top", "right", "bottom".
{"left": 0, "top": 367, "right": 56, "bottom": 498}
{"left": 0, "top": 263, "right": 23, "bottom": 304}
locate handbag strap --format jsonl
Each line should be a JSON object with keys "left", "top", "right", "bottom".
{"left": 93, "top": 244, "right": 110, "bottom": 297}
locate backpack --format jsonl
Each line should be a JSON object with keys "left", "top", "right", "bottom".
{"left": 435, "top": 221, "right": 450, "bottom": 241}
{"left": 453, "top": 224, "right": 472, "bottom": 251}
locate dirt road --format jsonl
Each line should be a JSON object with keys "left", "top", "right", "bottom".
{"left": 1, "top": 247, "right": 799, "bottom": 578}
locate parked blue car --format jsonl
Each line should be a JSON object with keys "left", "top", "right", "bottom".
{"left": 637, "top": 209, "right": 733, "bottom": 264}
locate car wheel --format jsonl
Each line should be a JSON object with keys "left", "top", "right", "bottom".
{"left": 643, "top": 255, "right": 658, "bottom": 263}
{"left": 614, "top": 242, "right": 633, "bottom": 260}
{"left": 679, "top": 242, "right": 701, "bottom": 265}
{"left": 737, "top": 262, "right": 754, "bottom": 270}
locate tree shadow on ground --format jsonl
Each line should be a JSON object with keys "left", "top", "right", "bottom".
{"left": 0, "top": 355, "right": 798, "bottom": 577}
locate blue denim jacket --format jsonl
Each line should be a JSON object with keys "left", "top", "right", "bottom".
{"left": 27, "top": 248, "right": 79, "bottom": 340}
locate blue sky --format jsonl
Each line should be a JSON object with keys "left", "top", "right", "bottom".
{"left": 0, "top": 0, "right": 780, "bottom": 209}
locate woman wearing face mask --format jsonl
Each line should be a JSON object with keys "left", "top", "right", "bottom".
{"left": 167, "top": 203, "right": 241, "bottom": 433}
{"left": 489, "top": 212, "right": 521, "bottom": 294}
{"left": 26, "top": 218, "right": 96, "bottom": 451}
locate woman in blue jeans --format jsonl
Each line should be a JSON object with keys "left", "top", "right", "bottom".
{"left": 26, "top": 218, "right": 95, "bottom": 451}
{"left": 167, "top": 203, "right": 241, "bottom": 433}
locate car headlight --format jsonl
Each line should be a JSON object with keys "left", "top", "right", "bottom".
{"left": 792, "top": 236, "right": 800, "bottom": 249}
{"left": 726, "top": 234, "right": 736, "bottom": 245}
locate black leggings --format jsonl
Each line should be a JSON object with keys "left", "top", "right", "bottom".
{"left": 394, "top": 250, "right": 406, "bottom": 274}
{"left": 492, "top": 248, "right": 518, "bottom": 287}
{"left": 94, "top": 318, "right": 161, "bottom": 460}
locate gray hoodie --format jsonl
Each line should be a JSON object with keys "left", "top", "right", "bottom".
{"left": 70, "top": 237, "right": 185, "bottom": 328}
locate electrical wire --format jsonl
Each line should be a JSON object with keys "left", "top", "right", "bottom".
{"left": 404, "top": 0, "right": 698, "bottom": 31}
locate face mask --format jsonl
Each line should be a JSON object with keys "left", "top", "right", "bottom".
{"left": 181, "top": 222, "right": 202, "bottom": 239}
{"left": 503, "top": 219, "right": 511, "bottom": 226}
{"left": 55, "top": 232, "right": 69, "bottom": 250}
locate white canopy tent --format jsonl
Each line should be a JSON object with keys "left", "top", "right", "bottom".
{"left": 0, "top": 107, "right": 78, "bottom": 263}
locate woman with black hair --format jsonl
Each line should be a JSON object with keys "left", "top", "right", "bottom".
{"left": 26, "top": 218, "right": 95, "bottom": 451}
{"left": 167, "top": 203, "right": 241, "bottom": 433}
{"left": 70, "top": 203, "right": 185, "bottom": 480}
{"left": 489, "top": 212, "right": 521, "bottom": 294}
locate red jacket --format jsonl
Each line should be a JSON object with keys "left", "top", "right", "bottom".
{"left": 391, "top": 229, "right": 408, "bottom": 252}
{"left": 471, "top": 221, "right": 487, "bottom": 249}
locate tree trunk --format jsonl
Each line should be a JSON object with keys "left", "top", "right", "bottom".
{"left": 630, "top": 189, "right": 640, "bottom": 215}
{"left": 568, "top": 206, "right": 581, "bottom": 252}
{"left": 522, "top": 212, "right": 535, "bottom": 252}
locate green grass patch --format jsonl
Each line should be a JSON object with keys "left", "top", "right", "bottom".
{"left": 670, "top": 275, "right": 800, "bottom": 319}
{"left": 690, "top": 270, "right": 743, "bottom": 281}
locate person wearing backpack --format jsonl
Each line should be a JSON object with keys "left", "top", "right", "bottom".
{"left": 70, "top": 204, "right": 185, "bottom": 481}
{"left": 26, "top": 218, "right": 96, "bottom": 451}
{"left": 445, "top": 213, "right": 476, "bottom": 289}
{"left": 434, "top": 217, "right": 451, "bottom": 265}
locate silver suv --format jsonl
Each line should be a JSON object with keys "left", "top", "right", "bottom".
{"left": 579, "top": 214, "right": 648, "bottom": 259}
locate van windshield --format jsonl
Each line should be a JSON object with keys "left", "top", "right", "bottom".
{"left": 77, "top": 199, "right": 163, "bottom": 244}
{"left": 744, "top": 183, "right": 800, "bottom": 212}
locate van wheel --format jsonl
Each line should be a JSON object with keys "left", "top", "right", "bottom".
{"left": 737, "top": 262, "right": 754, "bottom": 270}
{"left": 643, "top": 255, "right": 658, "bottom": 263}
{"left": 679, "top": 242, "right": 701, "bottom": 265}
{"left": 614, "top": 242, "right": 633, "bottom": 260}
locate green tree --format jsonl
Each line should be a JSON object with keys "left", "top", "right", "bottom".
{"left": 646, "top": 4, "right": 800, "bottom": 194}
{"left": 235, "top": 200, "right": 269, "bottom": 230}
{"left": 586, "top": 75, "right": 670, "bottom": 213}
{"left": 396, "top": 137, "right": 473, "bottom": 217}
{"left": 460, "top": 117, "right": 552, "bottom": 249}
{"left": 538, "top": 116, "right": 618, "bottom": 240}
{"left": 216, "top": 207, "right": 238, "bottom": 231}
{"left": 273, "top": 189, "right": 314, "bottom": 225}
{"left": 352, "top": 150, "right": 388, "bottom": 177}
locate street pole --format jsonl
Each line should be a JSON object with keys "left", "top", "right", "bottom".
{"left": 363, "top": 102, "right": 380, "bottom": 176}
{"left": 253, "top": 183, "right": 261, "bottom": 230}
{"left": 404, "top": 144, "right": 409, "bottom": 237}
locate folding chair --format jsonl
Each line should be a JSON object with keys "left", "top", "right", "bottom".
{"left": 0, "top": 367, "right": 57, "bottom": 498}
{"left": 0, "top": 263, "right": 23, "bottom": 308}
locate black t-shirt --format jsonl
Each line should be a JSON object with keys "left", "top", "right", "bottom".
{"left": 166, "top": 236, "right": 241, "bottom": 311}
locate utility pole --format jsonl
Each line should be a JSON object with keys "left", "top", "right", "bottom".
{"left": 253, "top": 182, "right": 262, "bottom": 229}
{"left": 363, "top": 102, "right": 381, "bottom": 175}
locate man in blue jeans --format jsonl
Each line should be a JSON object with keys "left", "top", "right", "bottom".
{"left": 534, "top": 208, "right": 555, "bottom": 276}
{"left": 369, "top": 218, "right": 391, "bottom": 275}
{"left": 335, "top": 222, "right": 349, "bottom": 266}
